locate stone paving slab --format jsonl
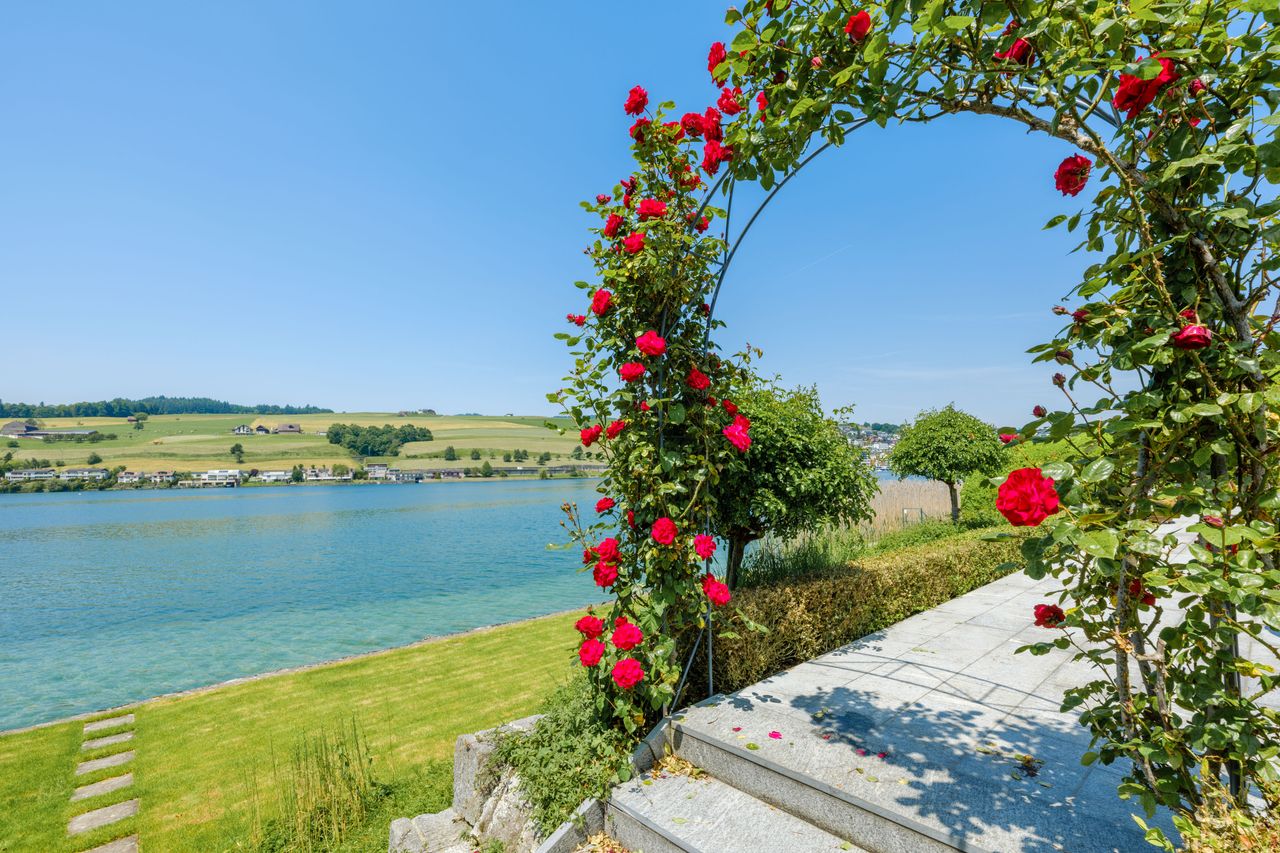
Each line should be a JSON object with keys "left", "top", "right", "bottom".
{"left": 81, "top": 835, "right": 139, "bottom": 853}
{"left": 67, "top": 798, "right": 139, "bottom": 835}
{"left": 76, "top": 750, "right": 134, "bottom": 776}
{"left": 84, "top": 714, "right": 134, "bottom": 734}
{"left": 72, "top": 773, "right": 133, "bottom": 802}
{"left": 83, "top": 731, "right": 134, "bottom": 751}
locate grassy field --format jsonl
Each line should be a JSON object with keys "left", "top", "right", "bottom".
{"left": 2, "top": 413, "right": 584, "bottom": 474}
{"left": 0, "top": 610, "right": 584, "bottom": 853}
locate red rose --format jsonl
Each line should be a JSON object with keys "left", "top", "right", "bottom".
{"left": 637, "top": 199, "right": 667, "bottom": 221}
{"left": 622, "top": 193, "right": 632, "bottom": 209}
{"left": 994, "top": 37, "right": 1034, "bottom": 65}
{"left": 575, "top": 615, "right": 604, "bottom": 639}
{"left": 1190, "top": 78, "right": 1206, "bottom": 96}
{"left": 811, "top": 56, "right": 823, "bottom": 69}
{"left": 595, "top": 537, "right": 620, "bottom": 563}
{"left": 1180, "top": 308, "right": 1198, "bottom": 321}
{"left": 662, "top": 121, "right": 684, "bottom": 141}
{"left": 706, "top": 396, "right": 718, "bottom": 408}
{"left": 611, "top": 657, "right": 645, "bottom": 689}
{"left": 702, "top": 107, "right": 723, "bottom": 142}
{"left": 593, "top": 560, "right": 618, "bottom": 588}
{"left": 844, "top": 10, "right": 871, "bottom": 42}
{"left": 629, "top": 117, "right": 650, "bottom": 142}
{"left": 723, "top": 414, "right": 752, "bottom": 452}
{"left": 626, "top": 509, "right": 635, "bottom": 528}
{"left": 702, "top": 573, "right": 732, "bottom": 606}
{"left": 1071, "top": 308, "right": 1089, "bottom": 322}
{"left": 1171, "top": 324, "right": 1211, "bottom": 350}
{"left": 694, "top": 534, "right": 717, "bottom": 560}
{"left": 603, "top": 213, "right": 624, "bottom": 239}
{"left": 622, "top": 232, "right": 646, "bottom": 254}
{"left": 996, "top": 467, "right": 1060, "bottom": 527}
{"left": 686, "top": 366, "right": 711, "bottom": 390}
{"left": 1112, "top": 57, "right": 1179, "bottom": 120}
{"left": 1033, "top": 603, "right": 1065, "bottom": 628}
{"left": 624, "top": 85, "right": 649, "bottom": 116}
{"left": 722, "top": 399, "right": 738, "bottom": 415}
{"left": 756, "top": 91, "right": 768, "bottom": 116}
{"left": 999, "top": 433, "right": 1017, "bottom": 444}
{"left": 605, "top": 419, "right": 627, "bottom": 440}
{"left": 717, "top": 86, "right": 743, "bottom": 115}
{"left": 579, "top": 638, "right": 606, "bottom": 666}
{"left": 636, "top": 330, "right": 666, "bottom": 357}
{"left": 701, "top": 139, "right": 734, "bottom": 175}
{"left": 611, "top": 617, "right": 644, "bottom": 651}
{"left": 1054, "top": 155, "right": 1092, "bottom": 197}
{"left": 651, "top": 517, "right": 677, "bottom": 545}
{"left": 580, "top": 424, "right": 603, "bottom": 447}
{"left": 619, "top": 176, "right": 635, "bottom": 192}
{"left": 680, "top": 111, "right": 705, "bottom": 138}
{"left": 695, "top": 216, "right": 710, "bottom": 233}
{"left": 567, "top": 313, "right": 586, "bottom": 326}
{"left": 591, "top": 289, "right": 612, "bottom": 315}
{"left": 595, "top": 497, "right": 615, "bottom": 513}
{"left": 1128, "top": 579, "right": 1156, "bottom": 607}
{"left": 619, "top": 362, "right": 646, "bottom": 382}
{"left": 1033, "top": 405, "right": 1047, "bottom": 417}
{"left": 638, "top": 402, "right": 650, "bottom": 412}
{"left": 707, "top": 42, "right": 728, "bottom": 83}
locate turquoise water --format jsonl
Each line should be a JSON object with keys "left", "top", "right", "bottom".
{"left": 0, "top": 480, "right": 603, "bottom": 731}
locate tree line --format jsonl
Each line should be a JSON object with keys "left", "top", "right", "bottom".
{"left": 0, "top": 397, "right": 332, "bottom": 418}
{"left": 326, "top": 423, "right": 434, "bottom": 457}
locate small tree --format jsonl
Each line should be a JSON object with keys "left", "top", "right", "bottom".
{"left": 230, "top": 443, "right": 244, "bottom": 464}
{"left": 480, "top": 461, "right": 494, "bottom": 477}
{"left": 290, "top": 464, "right": 304, "bottom": 483}
{"left": 470, "top": 448, "right": 481, "bottom": 461}
{"left": 443, "top": 446, "right": 458, "bottom": 461}
{"left": 503, "top": 452, "right": 512, "bottom": 463}
{"left": 86, "top": 452, "right": 103, "bottom": 465}
{"left": 887, "top": 405, "right": 1002, "bottom": 523}
{"left": 714, "top": 381, "right": 878, "bottom": 588}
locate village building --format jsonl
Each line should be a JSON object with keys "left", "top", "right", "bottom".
{"left": 366, "top": 463, "right": 389, "bottom": 480}
{"left": 149, "top": 471, "right": 175, "bottom": 484}
{"left": 254, "top": 425, "right": 271, "bottom": 435}
{"left": 232, "top": 424, "right": 253, "bottom": 435}
{"left": 117, "top": 471, "right": 141, "bottom": 484}
{"left": 3, "top": 468, "right": 57, "bottom": 481}
{"left": 60, "top": 468, "right": 110, "bottom": 481}
{"left": 273, "top": 423, "right": 303, "bottom": 434}
{"left": 257, "top": 470, "right": 291, "bottom": 483}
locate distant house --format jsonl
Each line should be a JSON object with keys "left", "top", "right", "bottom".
{"left": 254, "top": 425, "right": 271, "bottom": 435}
{"left": 60, "top": 468, "right": 109, "bottom": 481}
{"left": 117, "top": 471, "right": 141, "bottom": 484}
{"left": 1, "top": 421, "right": 38, "bottom": 438}
{"left": 149, "top": 471, "right": 175, "bottom": 484}
{"left": 126, "top": 416, "right": 138, "bottom": 423}
{"left": 4, "top": 468, "right": 57, "bottom": 481}
{"left": 273, "top": 423, "right": 303, "bottom": 434}
{"left": 366, "top": 463, "right": 389, "bottom": 480}
{"left": 257, "top": 470, "right": 291, "bottom": 483}
{"left": 232, "top": 424, "right": 253, "bottom": 436}
{"left": 197, "top": 469, "right": 242, "bottom": 486}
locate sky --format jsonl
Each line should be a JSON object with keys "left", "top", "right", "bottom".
{"left": 0, "top": 2, "right": 1097, "bottom": 427}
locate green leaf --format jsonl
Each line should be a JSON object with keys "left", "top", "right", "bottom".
{"left": 1077, "top": 529, "right": 1119, "bottom": 559}
{"left": 1079, "top": 458, "right": 1116, "bottom": 484}
{"left": 1042, "top": 461, "right": 1074, "bottom": 481}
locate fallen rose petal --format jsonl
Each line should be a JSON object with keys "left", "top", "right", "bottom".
{"left": 768, "top": 731, "right": 782, "bottom": 739}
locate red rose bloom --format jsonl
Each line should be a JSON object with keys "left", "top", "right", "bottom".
{"left": 707, "top": 42, "right": 728, "bottom": 83}
{"left": 695, "top": 216, "right": 710, "bottom": 233}
{"left": 702, "top": 573, "right": 732, "bottom": 606}
{"left": 603, "top": 213, "right": 624, "bottom": 238}
{"left": 1112, "top": 57, "right": 1179, "bottom": 120}
{"left": 722, "top": 399, "right": 738, "bottom": 415}
{"left": 605, "top": 419, "right": 627, "bottom": 440}
{"left": 680, "top": 111, "right": 705, "bottom": 138}
{"left": 629, "top": 117, "right": 650, "bottom": 142}
{"left": 756, "top": 91, "right": 768, "bottom": 117}
{"left": 611, "top": 657, "right": 645, "bottom": 690}
{"left": 996, "top": 467, "right": 1060, "bottom": 527}
{"left": 595, "top": 496, "right": 615, "bottom": 513}
{"left": 723, "top": 414, "right": 752, "bottom": 452}
{"left": 844, "top": 10, "right": 871, "bottom": 42}
{"left": 575, "top": 615, "right": 604, "bottom": 639}
{"left": 694, "top": 534, "right": 717, "bottom": 560}
{"left": 1128, "top": 579, "right": 1157, "bottom": 607}
{"left": 1033, "top": 405, "right": 1047, "bottom": 417}
{"left": 702, "top": 107, "right": 723, "bottom": 142}
{"left": 596, "top": 193, "right": 611, "bottom": 204}
{"left": 651, "top": 517, "right": 677, "bottom": 545}
{"left": 999, "top": 433, "right": 1017, "bottom": 444}
{"left": 686, "top": 366, "right": 711, "bottom": 390}
{"left": 1033, "top": 603, "right": 1066, "bottom": 628}
{"left": 591, "top": 289, "right": 612, "bottom": 316}
{"left": 638, "top": 402, "right": 650, "bottom": 412}
{"left": 593, "top": 560, "right": 618, "bottom": 588}
{"left": 1071, "top": 308, "right": 1089, "bottom": 322}
{"left": 1180, "top": 308, "right": 1198, "bottom": 321}
{"left": 662, "top": 121, "right": 684, "bottom": 141}
{"left": 622, "top": 232, "right": 646, "bottom": 254}
{"left": 595, "top": 537, "right": 620, "bottom": 563}
{"left": 701, "top": 139, "right": 734, "bottom": 176}
{"left": 619, "top": 362, "right": 646, "bottom": 382}
{"left": 1190, "top": 78, "right": 1206, "bottom": 96}
{"left": 624, "top": 85, "right": 649, "bottom": 116}
{"left": 567, "top": 313, "right": 586, "bottom": 326}
{"left": 717, "top": 86, "right": 743, "bottom": 115}
{"left": 1171, "top": 324, "right": 1211, "bottom": 350}
{"left": 579, "top": 638, "right": 606, "bottom": 666}
{"left": 637, "top": 199, "right": 668, "bottom": 221}
{"left": 626, "top": 509, "right": 635, "bottom": 528}
{"left": 611, "top": 617, "right": 644, "bottom": 651}
{"left": 580, "top": 424, "right": 603, "bottom": 447}
{"left": 811, "top": 56, "right": 823, "bottom": 69}
{"left": 636, "top": 330, "right": 666, "bottom": 357}
{"left": 994, "top": 37, "right": 1033, "bottom": 65}
{"left": 1054, "top": 155, "right": 1092, "bottom": 197}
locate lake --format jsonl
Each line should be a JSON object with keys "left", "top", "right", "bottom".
{"left": 0, "top": 479, "right": 604, "bottom": 731}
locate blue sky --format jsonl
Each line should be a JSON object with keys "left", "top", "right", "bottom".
{"left": 1, "top": 2, "right": 1093, "bottom": 426}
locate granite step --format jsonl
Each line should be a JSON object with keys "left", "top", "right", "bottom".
{"left": 387, "top": 807, "right": 473, "bottom": 853}
{"left": 84, "top": 714, "right": 134, "bottom": 734}
{"left": 76, "top": 751, "right": 135, "bottom": 776}
{"left": 83, "top": 731, "right": 134, "bottom": 751}
{"left": 72, "top": 772, "right": 133, "bottom": 802}
{"left": 67, "top": 798, "right": 139, "bottom": 835}
{"left": 606, "top": 769, "right": 864, "bottom": 853}
{"left": 80, "top": 835, "right": 138, "bottom": 853}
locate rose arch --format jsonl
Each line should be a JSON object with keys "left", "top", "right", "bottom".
{"left": 550, "top": 0, "right": 1279, "bottom": 840}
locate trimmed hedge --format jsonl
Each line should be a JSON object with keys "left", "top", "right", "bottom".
{"left": 693, "top": 528, "right": 1026, "bottom": 696}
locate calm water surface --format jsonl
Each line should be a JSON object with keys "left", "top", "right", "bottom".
{"left": 0, "top": 480, "right": 602, "bottom": 730}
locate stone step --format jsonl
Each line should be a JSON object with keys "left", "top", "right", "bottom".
{"left": 72, "top": 773, "right": 133, "bottom": 803}
{"left": 388, "top": 807, "right": 473, "bottom": 853}
{"left": 80, "top": 835, "right": 139, "bottom": 853}
{"left": 67, "top": 798, "right": 139, "bottom": 836}
{"left": 606, "top": 769, "right": 864, "bottom": 853}
{"left": 84, "top": 714, "right": 134, "bottom": 734}
{"left": 76, "top": 751, "right": 134, "bottom": 776}
{"left": 83, "top": 731, "right": 134, "bottom": 751}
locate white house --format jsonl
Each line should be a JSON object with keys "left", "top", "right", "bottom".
{"left": 149, "top": 471, "right": 174, "bottom": 484}
{"left": 60, "top": 468, "right": 109, "bottom": 481}
{"left": 117, "top": 471, "right": 141, "bottom": 484}
{"left": 366, "top": 463, "right": 389, "bottom": 480}
{"left": 199, "top": 469, "right": 242, "bottom": 485}
{"left": 4, "top": 468, "right": 57, "bottom": 481}
{"left": 232, "top": 424, "right": 253, "bottom": 435}
{"left": 258, "top": 470, "right": 291, "bottom": 483}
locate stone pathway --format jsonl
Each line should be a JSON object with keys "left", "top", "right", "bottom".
{"left": 68, "top": 711, "right": 140, "bottom": 852}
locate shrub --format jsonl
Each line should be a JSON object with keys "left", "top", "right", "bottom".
{"left": 692, "top": 529, "right": 1025, "bottom": 696}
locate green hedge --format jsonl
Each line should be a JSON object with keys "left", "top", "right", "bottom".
{"left": 694, "top": 528, "right": 1026, "bottom": 696}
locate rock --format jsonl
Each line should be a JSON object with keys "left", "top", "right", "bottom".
{"left": 473, "top": 772, "right": 540, "bottom": 853}
{"left": 388, "top": 808, "right": 472, "bottom": 853}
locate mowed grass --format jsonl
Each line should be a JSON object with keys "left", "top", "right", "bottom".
{"left": 5, "top": 413, "right": 581, "bottom": 474}
{"left": 0, "top": 610, "right": 584, "bottom": 852}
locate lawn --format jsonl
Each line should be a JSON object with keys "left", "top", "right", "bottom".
{"left": 3, "top": 413, "right": 583, "bottom": 475}
{"left": 0, "top": 610, "right": 584, "bottom": 852}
